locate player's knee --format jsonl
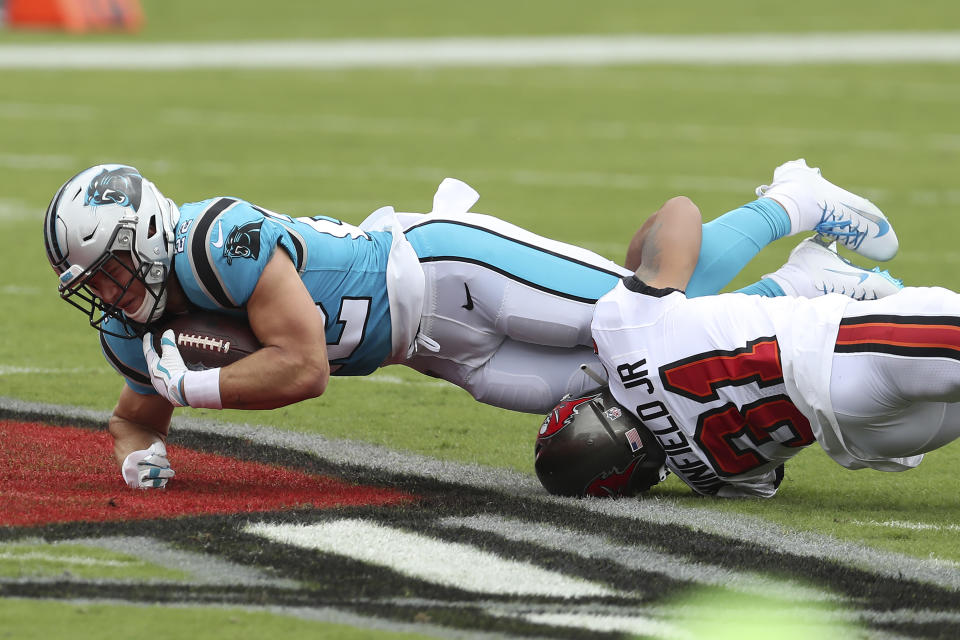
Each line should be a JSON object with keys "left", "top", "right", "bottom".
{"left": 464, "top": 371, "right": 556, "bottom": 414}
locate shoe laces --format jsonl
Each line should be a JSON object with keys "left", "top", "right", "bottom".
{"left": 813, "top": 203, "right": 867, "bottom": 250}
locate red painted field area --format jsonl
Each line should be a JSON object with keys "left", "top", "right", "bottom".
{"left": 0, "top": 420, "right": 413, "bottom": 527}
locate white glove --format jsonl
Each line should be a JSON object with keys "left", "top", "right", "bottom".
{"left": 122, "top": 441, "right": 175, "bottom": 489}
{"left": 143, "top": 330, "right": 222, "bottom": 409}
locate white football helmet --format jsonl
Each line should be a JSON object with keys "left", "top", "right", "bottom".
{"left": 43, "top": 164, "right": 179, "bottom": 337}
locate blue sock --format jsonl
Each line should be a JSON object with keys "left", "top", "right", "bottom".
{"left": 686, "top": 198, "right": 792, "bottom": 297}
{"left": 733, "top": 278, "right": 786, "bottom": 297}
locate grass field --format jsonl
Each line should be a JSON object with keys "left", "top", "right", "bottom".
{"left": 2, "top": 1, "right": 960, "bottom": 637}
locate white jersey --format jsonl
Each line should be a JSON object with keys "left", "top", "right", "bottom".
{"left": 592, "top": 277, "right": 917, "bottom": 498}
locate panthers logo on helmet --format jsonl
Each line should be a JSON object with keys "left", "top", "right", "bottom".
{"left": 85, "top": 167, "right": 142, "bottom": 210}
{"left": 223, "top": 220, "right": 263, "bottom": 265}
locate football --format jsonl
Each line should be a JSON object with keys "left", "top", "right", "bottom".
{"left": 152, "top": 311, "right": 260, "bottom": 370}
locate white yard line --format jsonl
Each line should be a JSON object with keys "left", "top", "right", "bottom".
{"left": 518, "top": 612, "right": 684, "bottom": 639}
{"left": 442, "top": 514, "right": 835, "bottom": 602}
{"left": 853, "top": 519, "right": 960, "bottom": 533}
{"left": 1, "top": 33, "right": 959, "bottom": 69}
{"left": 0, "top": 552, "right": 134, "bottom": 567}
{"left": 245, "top": 519, "right": 616, "bottom": 598}
{"left": 0, "top": 366, "right": 100, "bottom": 376}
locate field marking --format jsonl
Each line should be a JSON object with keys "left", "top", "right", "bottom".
{"left": 154, "top": 107, "right": 960, "bottom": 153}
{"left": 359, "top": 373, "right": 453, "bottom": 389}
{"left": 0, "top": 552, "right": 134, "bottom": 567}
{"left": 854, "top": 519, "right": 960, "bottom": 533}
{"left": 7, "top": 396, "right": 960, "bottom": 594}
{"left": 4, "top": 398, "right": 960, "bottom": 636}
{"left": 0, "top": 199, "right": 41, "bottom": 223}
{"left": 1, "top": 33, "right": 960, "bottom": 69}
{"left": 0, "top": 285, "right": 41, "bottom": 295}
{"left": 5, "top": 150, "right": 960, "bottom": 219}
{"left": 519, "top": 612, "right": 683, "bottom": 638}
{"left": 442, "top": 514, "right": 835, "bottom": 602}
{"left": 579, "top": 498, "right": 960, "bottom": 591}
{"left": 0, "top": 366, "right": 100, "bottom": 376}
{"left": 245, "top": 519, "right": 616, "bottom": 598}
{"left": 67, "top": 536, "right": 300, "bottom": 588}
{"left": 5, "top": 101, "right": 960, "bottom": 154}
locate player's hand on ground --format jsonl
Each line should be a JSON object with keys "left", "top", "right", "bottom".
{"left": 143, "top": 329, "right": 189, "bottom": 407}
{"left": 121, "top": 441, "right": 175, "bottom": 489}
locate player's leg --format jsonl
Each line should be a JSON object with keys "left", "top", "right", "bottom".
{"left": 405, "top": 338, "right": 601, "bottom": 414}
{"left": 463, "top": 341, "right": 601, "bottom": 413}
{"left": 689, "top": 159, "right": 897, "bottom": 296}
{"left": 402, "top": 217, "right": 625, "bottom": 411}
{"left": 404, "top": 213, "right": 627, "bottom": 352}
{"left": 830, "top": 354, "right": 950, "bottom": 458}
{"left": 828, "top": 287, "right": 960, "bottom": 457}
{"left": 756, "top": 159, "right": 898, "bottom": 261}
{"left": 685, "top": 197, "right": 790, "bottom": 296}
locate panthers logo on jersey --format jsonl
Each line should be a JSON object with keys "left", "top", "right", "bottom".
{"left": 84, "top": 166, "right": 142, "bottom": 210}
{"left": 223, "top": 220, "right": 263, "bottom": 265}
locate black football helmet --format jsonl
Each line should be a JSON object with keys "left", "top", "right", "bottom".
{"left": 535, "top": 388, "right": 668, "bottom": 498}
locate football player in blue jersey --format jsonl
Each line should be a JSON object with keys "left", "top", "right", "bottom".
{"left": 43, "top": 161, "right": 901, "bottom": 488}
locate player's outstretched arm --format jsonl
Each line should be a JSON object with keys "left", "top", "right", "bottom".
{"left": 217, "top": 249, "right": 330, "bottom": 410}
{"left": 631, "top": 196, "right": 702, "bottom": 291}
{"left": 109, "top": 384, "right": 175, "bottom": 488}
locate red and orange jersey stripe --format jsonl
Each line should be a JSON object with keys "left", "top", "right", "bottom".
{"left": 835, "top": 314, "right": 960, "bottom": 358}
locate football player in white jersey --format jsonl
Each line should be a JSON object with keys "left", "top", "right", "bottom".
{"left": 536, "top": 200, "right": 960, "bottom": 499}
{"left": 44, "top": 160, "right": 899, "bottom": 488}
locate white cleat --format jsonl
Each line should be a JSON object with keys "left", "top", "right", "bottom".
{"left": 756, "top": 159, "right": 898, "bottom": 262}
{"left": 765, "top": 235, "right": 903, "bottom": 301}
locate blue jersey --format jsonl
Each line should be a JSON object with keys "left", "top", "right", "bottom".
{"left": 101, "top": 197, "right": 395, "bottom": 395}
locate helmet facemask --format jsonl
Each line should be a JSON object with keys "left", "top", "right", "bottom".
{"left": 44, "top": 165, "right": 176, "bottom": 338}
{"left": 57, "top": 226, "right": 170, "bottom": 338}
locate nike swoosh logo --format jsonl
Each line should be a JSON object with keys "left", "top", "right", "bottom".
{"left": 211, "top": 221, "right": 225, "bottom": 248}
{"left": 824, "top": 268, "right": 869, "bottom": 284}
{"left": 841, "top": 202, "right": 890, "bottom": 238}
{"left": 462, "top": 283, "right": 474, "bottom": 310}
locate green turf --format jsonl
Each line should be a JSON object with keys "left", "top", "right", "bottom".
{"left": 660, "top": 586, "right": 863, "bottom": 639}
{"left": 0, "top": 543, "right": 189, "bottom": 581}
{"left": 2, "top": 0, "right": 959, "bottom": 43}
{"left": 2, "top": 2, "right": 960, "bottom": 635}
{"left": 5, "top": 61, "right": 960, "bottom": 561}
{"left": 0, "top": 598, "right": 433, "bottom": 639}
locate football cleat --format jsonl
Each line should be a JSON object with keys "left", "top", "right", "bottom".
{"left": 764, "top": 235, "right": 903, "bottom": 301}
{"left": 756, "top": 158, "right": 898, "bottom": 261}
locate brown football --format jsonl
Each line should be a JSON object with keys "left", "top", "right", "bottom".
{"left": 153, "top": 312, "right": 260, "bottom": 370}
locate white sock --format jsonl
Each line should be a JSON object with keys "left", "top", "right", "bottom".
{"left": 761, "top": 192, "right": 815, "bottom": 237}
